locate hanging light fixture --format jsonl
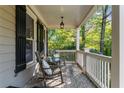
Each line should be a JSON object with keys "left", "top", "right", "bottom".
{"left": 60, "top": 16, "right": 64, "bottom": 29}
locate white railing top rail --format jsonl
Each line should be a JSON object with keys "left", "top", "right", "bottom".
{"left": 76, "top": 50, "right": 85, "bottom": 54}
{"left": 56, "top": 50, "right": 76, "bottom": 52}
{"left": 56, "top": 50, "right": 112, "bottom": 62}
{"left": 76, "top": 50, "right": 112, "bottom": 63}
{"left": 86, "top": 52, "right": 112, "bottom": 63}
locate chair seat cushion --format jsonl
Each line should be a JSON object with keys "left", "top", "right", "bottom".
{"left": 54, "top": 57, "right": 60, "bottom": 62}
{"left": 53, "top": 53, "right": 60, "bottom": 61}
{"left": 53, "top": 53, "right": 60, "bottom": 57}
{"left": 42, "top": 59, "right": 52, "bottom": 75}
{"left": 48, "top": 56, "right": 53, "bottom": 62}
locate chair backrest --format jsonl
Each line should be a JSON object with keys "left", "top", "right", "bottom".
{"left": 35, "top": 51, "right": 52, "bottom": 76}
{"left": 35, "top": 51, "right": 42, "bottom": 63}
{"left": 40, "top": 51, "right": 44, "bottom": 57}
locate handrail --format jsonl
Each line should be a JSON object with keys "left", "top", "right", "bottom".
{"left": 55, "top": 50, "right": 76, "bottom": 62}
{"left": 76, "top": 50, "right": 85, "bottom": 54}
{"left": 56, "top": 50, "right": 76, "bottom": 52}
{"left": 76, "top": 50, "right": 112, "bottom": 88}
{"left": 56, "top": 50, "right": 112, "bottom": 63}
{"left": 76, "top": 50, "right": 112, "bottom": 63}
{"left": 49, "top": 50, "right": 111, "bottom": 87}
{"left": 86, "top": 52, "right": 112, "bottom": 63}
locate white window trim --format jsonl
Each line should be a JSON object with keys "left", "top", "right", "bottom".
{"left": 26, "top": 6, "right": 37, "bottom": 68}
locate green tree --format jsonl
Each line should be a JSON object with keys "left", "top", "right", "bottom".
{"left": 48, "top": 29, "right": 76, "bottom": 50}
{"left": 80, "top": 5, "right": 112, "bottom": 56}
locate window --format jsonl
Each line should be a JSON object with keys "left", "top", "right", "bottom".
{"left": 26, "top": 14, "right": 34, "bottom": 63}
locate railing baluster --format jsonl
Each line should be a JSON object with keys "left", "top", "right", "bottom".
{"left": 106, "top": 62, "right": 108, "bottom": 88}
{"left": 92, "top": 58, "right": 93, "bottom": 77}
{"left": 105, "top": 61, "right": 107, "bottom": 88}
{"left": 107, "top": 63, "right": 110, "bottom": 87}
{"left": 94, "top": 58, "right": 96, "bottom": 79}
{"left": 96, "top": 59, "right": 99, "bottom": 84}
{"left": 98, "top": 59, "right": 101, "bottom": 86}
{"left": 96, "top": 59, "right": 98, "bottom": 81}
{"left": 89, "top": 57, "right": 90, "bottom": 74}
{"left": 93, "top": 58, "right": 95, "bottom": 78}
{"left": 101, "top": 60, "right": 104, "bottom": 87}
{"left": 88, "top": 56, "right": 91, "bottom": 75}
{"left": 96, "top": 59, "right": 97, "bottom": 82}
{"left": 99, "top": 60, "right": 101, "bottom": 86}
{"left": 91, "top": 57, "right": 93, "bottom": 77}
{"left": 55, "top": 50, "right": 111, "bottom": 88}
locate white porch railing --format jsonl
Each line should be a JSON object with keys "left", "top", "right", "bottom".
{"left": 50, "top": 50, "right": 112, "bottom": 88}
{"left": 76, "top": 51, "right": 112, "bottom": 88}
{"left": 56, "top": 50, "right": 76, "bottom": 62}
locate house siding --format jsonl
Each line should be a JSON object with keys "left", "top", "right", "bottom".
{"left": 0, "top": 5, "right": 35, "bottom": 87}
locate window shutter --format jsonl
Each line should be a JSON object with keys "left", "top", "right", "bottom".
{"left": 15, "top": 5, "right": 26, "bottom": 73}
{"left": 37, "top": 22, "right": 44, "bottom": 52}
{"left": 37, "top": 22, "right": 40, "bottom": 52}
{"left": 41, "top": 24, "right": 44, "bottom": 52}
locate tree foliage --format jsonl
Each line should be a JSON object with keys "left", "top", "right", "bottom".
{"left": 48, "top": 29, "right": 76, "bottom": 50}
{"left": 48, "top": 5, "right": 112, "bottom": 56}
{"left": 80, "top": 5, "right": 112, "bottom": 56}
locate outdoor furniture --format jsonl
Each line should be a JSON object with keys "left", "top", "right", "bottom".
{"left": 35, "top": 51, "right": 64, "bottom": 87}
{"left": 47, "top": 50, "right": 66, "bottom": 66}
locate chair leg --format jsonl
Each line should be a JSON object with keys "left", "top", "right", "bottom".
{"left": 60, "top": 70, "right": 64, "bottom": 83}
{"left": 42, "top": 74, "right": 47, "bottom": 88}
{"left": 64, "top": 60, "right": 66, "bottom": 66}
{"left": 43, "top": 78, "right": 47, "bottom": 87}
{"left": 61, "top": 74, "right": 64, "bottom": 83}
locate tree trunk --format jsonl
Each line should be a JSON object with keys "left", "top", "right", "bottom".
{"left": 100, "top": 5, "right": 108, "bottom": 54}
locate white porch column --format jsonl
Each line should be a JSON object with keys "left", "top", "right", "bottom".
{"left": 76, "top": 28, "right": 80, "bottom": 50}
{"left": 111, "top": 5, "right": 124, "bottom": 88}
{"left": 44, "top": 27, "right": 47, "bottom": 58}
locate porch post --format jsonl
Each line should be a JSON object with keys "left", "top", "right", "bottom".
{"left": 44, "top": 27, "right": 47, "bottom": 58}
{"left": 76, "top": 28, "right": 80, "bottom": 50}
{"left": 111, "top": 5, "right": 124, "bottom": 88}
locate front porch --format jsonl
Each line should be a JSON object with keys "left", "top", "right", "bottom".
{"left": 25, "top": 62, "right": 96, "bottom": 88}
{"left": 24, "top": 50, "right": 110, "bottom": 88}
{"left": 1, "top": 5, "right": 124, "bottom": 88}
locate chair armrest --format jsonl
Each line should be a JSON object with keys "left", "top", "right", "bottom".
{"left": 42, "top": 67, "right": 51, "bottom": 69}
{"left": 48, "top": 61, "right": 57, "bottom": 65}
{"left": 43, "top": 65, "right": 60, "bottom": 70}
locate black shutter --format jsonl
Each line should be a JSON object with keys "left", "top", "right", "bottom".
{"left": 41, "top": 24, "right": 44, "bottom": 52}
{"left": 37, "top": 22, "right": 40, "bottom": 52}
{"left": 15, "top": 5, "right": 26, "bottom": 73}
{"left": 37, "top": 22, "right": 44, "bottom": 52}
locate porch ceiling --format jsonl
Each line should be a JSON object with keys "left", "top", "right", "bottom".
{"left": 33, "top": 5, "right": 94, "bottom": 29}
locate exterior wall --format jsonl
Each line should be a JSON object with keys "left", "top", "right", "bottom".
{"left": 0, "top": 6, "right": 36, "bottom": 87}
